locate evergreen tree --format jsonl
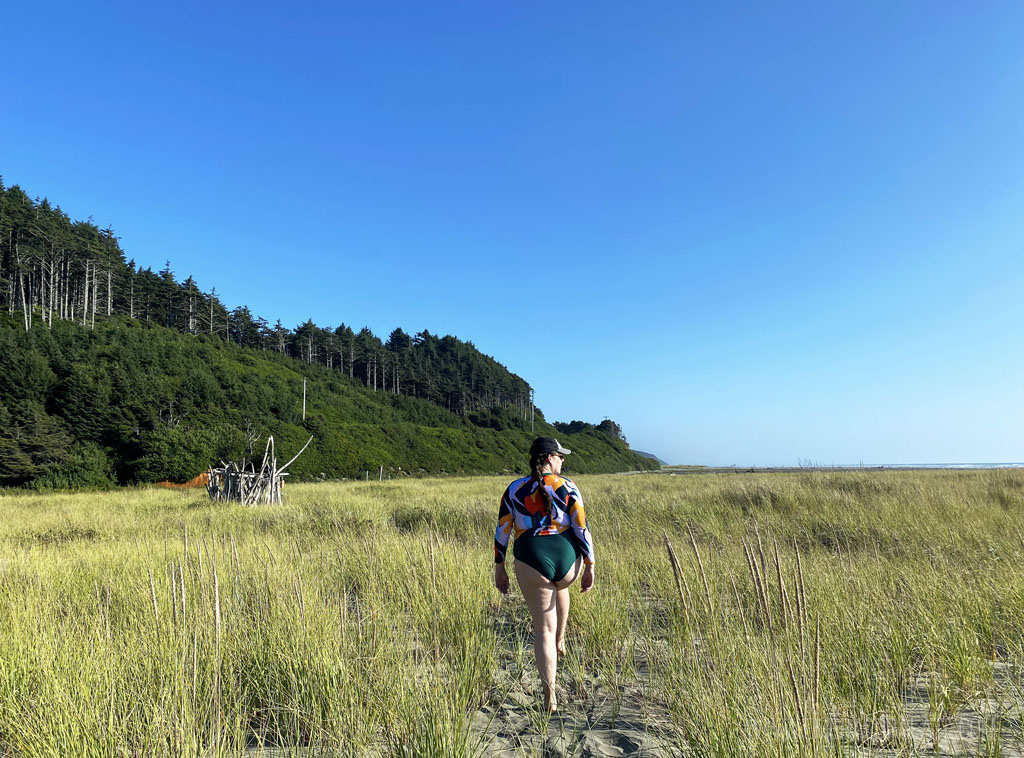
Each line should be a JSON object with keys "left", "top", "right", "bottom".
{"left": 0, "top": 181, "right": 659, "bottom": 488}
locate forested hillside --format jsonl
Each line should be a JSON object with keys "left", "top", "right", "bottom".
{"left": 0, "top": 180, "right": 657, "bottom": 487}
{"left": 0, "top": 181, "right": 530, "bottom": 417}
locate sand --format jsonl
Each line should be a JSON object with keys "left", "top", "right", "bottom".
{"left": 471, "top": 672, "right": 678, "bottom": 757}
{"left": 471, "top": 650, "right": 1024, "bottom": 757}
{"left": 470, "top": 619, "right": 679, "bottom": 758}
{"left": 853, "top": 662, "right": 1024, "bottom": 757}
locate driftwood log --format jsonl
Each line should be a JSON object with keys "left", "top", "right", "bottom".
{"left": 207, "top": 435, "right": 313, "bottom": 505}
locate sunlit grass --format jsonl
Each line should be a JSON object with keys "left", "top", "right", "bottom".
{"left": 1, "top": 469, "right": 1023, "bottom": 755}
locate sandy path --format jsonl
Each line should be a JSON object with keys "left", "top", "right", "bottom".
{"left": 471, "top": 626, "right": 679, "bottom": 758}
{"left": 854, "top": 663, "right": 1024, "bottom": 757}
{"left": 472, "top": 681, "right": 678, "bottom": 757}
{"left": 471, "top": 650, "right": 1024, "bottom": 758}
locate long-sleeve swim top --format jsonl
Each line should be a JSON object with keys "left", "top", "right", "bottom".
{"left": 494, "top": 473, "right": 595, "bottom": 566}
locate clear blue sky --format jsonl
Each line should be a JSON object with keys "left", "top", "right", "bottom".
{"left": 4, "top": 1, "right": 1023, "bottom": 465}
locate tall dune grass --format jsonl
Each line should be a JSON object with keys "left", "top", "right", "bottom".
{"left": 1, "top": 469, "right": 1023, "bottom": 755}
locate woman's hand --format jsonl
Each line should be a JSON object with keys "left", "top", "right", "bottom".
{"left": 495, "top": 563, "right": 510, "bottom": 595}
{"left": 580, "top": 564, "right": 595, "bottom": 593}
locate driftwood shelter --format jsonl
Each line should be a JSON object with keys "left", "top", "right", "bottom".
{"left": 207, "top": 435, "right": 313, "bottom": 505}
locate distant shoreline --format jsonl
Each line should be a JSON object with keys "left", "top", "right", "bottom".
{"left": 629, "top": 463, "right": 1024, "bottom": 475}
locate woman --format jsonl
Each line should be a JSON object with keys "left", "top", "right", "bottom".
{"left": 494, "top": 436, "right": 595, "bottom": 713}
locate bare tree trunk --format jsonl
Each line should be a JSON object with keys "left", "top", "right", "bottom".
{"left": 13, "top": 243, "right": 31, "bottom": 331}
{"left": 63, "top": 256, "right": 70, "bottom": 320}
{"left": 27, "top": 264, "right": 35, "bottom": 328}
{"left": 91, "top": 264, "right": 97, "bottom": 329}
{"left": 30, "top": 263, "right": 37, "bottom": 317}
{"left": 81, "top": 260, "right": 89, "bottom": 327}
{"left": 5, "top": 230, "right": 13, "bottom": 317}
{"left": 19, "top": 273, "right": 30, "bottom": 331}
{"left": 48, "top": 256, "right": 55, "bottom": 327}
{"left": 107, "top": 270, "right": 112, "bottom": 316}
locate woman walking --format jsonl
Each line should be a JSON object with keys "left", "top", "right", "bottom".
{"left": 494, "top": 436, "right": 595, "bottom": 712}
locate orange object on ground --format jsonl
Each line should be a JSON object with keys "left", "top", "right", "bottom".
{"left": 154, "top": 472, "right": 210, "bottom": 489}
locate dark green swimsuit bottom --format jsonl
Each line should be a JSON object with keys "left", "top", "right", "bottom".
{"left": 514, "top": 532, "right": 583, "bottom": 582}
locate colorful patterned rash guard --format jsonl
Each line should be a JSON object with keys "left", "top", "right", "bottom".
{"left": 494, "top": 473, "right": 595, "bottom": 566}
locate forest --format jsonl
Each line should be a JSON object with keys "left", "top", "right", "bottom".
{"left": 0, "top": 180, "right": 657, "bottom": 487}
{"left": 0, "top": 181, "right": 530, "bottom": 416}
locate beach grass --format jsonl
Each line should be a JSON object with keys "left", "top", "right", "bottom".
{"left": 1, "top": 469, "right": 1023, "bottom": 756}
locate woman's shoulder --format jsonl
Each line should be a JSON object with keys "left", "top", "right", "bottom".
{"left": 545, "top": 474, "right": 582, "bottom": 494}
{"left": 562, "top": 475, "right": 582, "bottom": 492}
{"left": 504, "top": 474, "right": 534, "bottom": 496}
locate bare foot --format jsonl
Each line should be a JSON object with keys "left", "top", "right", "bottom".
{"left": 544, "top": 686, "right": 558, "bottom": 713}
{"left": 555, "top": 636, "right": 566, "bottom": 655}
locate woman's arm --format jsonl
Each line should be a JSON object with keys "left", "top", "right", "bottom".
{"left": 580, "top": 563, "right": 594, "bottom": 593}
{"left": 495, "top": 562, "right": 510, "bottom": 595}
{"left": 564, "top": 481, "right": 595, "bottom": 567}
{"left": 494, "top": 488, "right": 514, "bottom": 593}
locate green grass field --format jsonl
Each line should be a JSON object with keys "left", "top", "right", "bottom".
{"left": 2, "top": 469, "right": 1023, "bottom": 756}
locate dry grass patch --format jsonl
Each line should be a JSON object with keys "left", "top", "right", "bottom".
{"left": 0, "top": 470, "right": 1022, "bottom": 756}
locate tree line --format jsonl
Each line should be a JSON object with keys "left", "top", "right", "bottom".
{"left": 0, "top": 316, "right": 656, "bottom": 488}
{"left": 0, "top": 179, "right": 533, "bottom": 419}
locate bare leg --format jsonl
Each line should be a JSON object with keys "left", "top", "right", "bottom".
{"left": 553, "top": 557, "right": 582, "bottom": 655}
{"left": 554, "top": 587, "right": 570, "bottom": 655}
{"left": 514, "top": 560, "right": 559, "bottom": 711}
